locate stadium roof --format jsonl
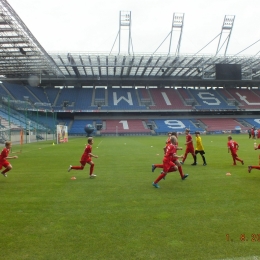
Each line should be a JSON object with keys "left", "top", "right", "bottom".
{"left": 0, "top": 1, "right": 63, "bottom": 78}
{"left": 1, "top": 0, "right": 260, "bottom": 87}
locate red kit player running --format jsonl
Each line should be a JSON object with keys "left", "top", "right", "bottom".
{"left": 152, "top": 132, "right": 188, "bottom": 180}
{"left": 180, "top": 128, "right": 196, "bottom": 165}
{"left": 152, "top": 136, "right": 184, "bottom": 188}
{"left": 227, "top": 135, "right": 244, "bottom": 166}
{"left": 248, "top": 142, "right": 260, "bottom": 173}
{"left": 0, "top": 141, "right": 18, "bottom": 177}
{"left": 68, "top": 137, "right": 98, "bottom": 178}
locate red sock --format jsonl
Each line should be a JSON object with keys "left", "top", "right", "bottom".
{"left": 154, "top": 173, "right": 167, "bottom": 183}
{"left": 178, "top": 166, "right": 184, "bottom": 178}
{"left": 154, "top": 164, "right": 163, "bottom": 168}
{"left": 71, "top": 166, "right": 84, "bottom": 170}
{"left": 182, "top": 154, "right": 187, "bottom": 163}
{"left": 90, "top": 164, "right": 94, "bottom": 175}
{"left": 2, "top": 168, "right": 10, "bottom": 174}
{"left": 252, "top": 166, "right": 260, "bottom": 170}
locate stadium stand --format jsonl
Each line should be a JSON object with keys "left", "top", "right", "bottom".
{"left": 75, "top": 88, "right": 97, "bottom": 110}
{"left": 0, "top": 83, "right": 9, "bottom": 97}
{"left": 153, "top": 119, "right": 204, "bottom": 134}
{"left": 0, "top": 106, "right": 50, "bottom": 130}
{"left": 216, "top": 88, "right": 240, "bottom": 107}
{"left": 54, "top": 88, "right": 79, "bottom": 109}
{"left": 217, "top": 88, "right": 233, "bottom": 99}
{"left": 7, "top": 85, "right": 260, "bottom": 113}
{"left": 94, "top": 88, "right": 106, "bottom": 107}
{"left": 45, "top": 88, "right": 61, "bottom": 106}
{"left": 106, "top": 88, "right": 146, "bottom": 110}
{"left": 0, "top": 111, "right": 18, "bottom": 129}
{"left": 26, "top": 85, "right": 49, "bottom": 103}
{"left": 95, "top": 88, "right": 105, "bottom": 99}
{"left": 100, "top": 119, "right": 151, "bottom": 135}
{"left": 137, "top": 88, "right": 153, "bottom": 107}
{"left": 252, "top": 89, "right": 260, "bottom": 98}
{"left": 243, "top": 118, "right": 260, "bottom": 129}
{"left": 189, "top": 89, "right": 237, "bottom": 110}
{"left": 2, "top": 82, "right": 260, "bottom": 137}
{"left": 225, "top": 89, "right": 260, "bottom": 110}
{"left": 149, "top": 88, "right": 191, "bottom": 110}
{"left": 69, "top": 120, "right": 95, "bottom": 135}
{"left": 27, "top": 113, "right": 57, "bottom": 130}
{"left": 3, "top": 82, "right": 38, "bottom": 103}
{"left": 177, "top": 88, "right": 191, "bottom": 99}
{"left": 42, "top": 87, "right": 98, "bottom": 111}
{"left": 138, "top": 88, "right": 150, "bottom": 99}
{"left": 58, "top": 119, "right": 72, "bottom": 127}
{"left": 199, "top": 118, "right": 247, "bottom": 132}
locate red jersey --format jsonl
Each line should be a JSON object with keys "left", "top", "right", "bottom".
{"left": 0, "top": 147, "right": 9, "bottom": 162}
{"left": 227, "top": 140, "right": 238, "bottom": 154}
{"left": 172, "top": 144, "right": 179, "bottom": 159}
{"left": 164, "top": 137, "right": 171, "bottom": 154}
{"left": 186, "top": 134, "right": 194, "bottom": 149}
{"left": 164, "top": 143, "right": 177, "bottom": 161}
{"left": 80, "top": 144, "right": 92, "bottom": 162}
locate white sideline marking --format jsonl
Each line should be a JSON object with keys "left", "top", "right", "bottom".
{"left": 97, "top": 140, "right": 103, "bottom": 147}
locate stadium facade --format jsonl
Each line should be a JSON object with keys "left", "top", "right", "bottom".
{"left": 0, "top": 0, "right": 260, "bottom": 141}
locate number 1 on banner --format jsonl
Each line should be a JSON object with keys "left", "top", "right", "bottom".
{"left": 119, "top": 120, "right": 129, "bottom": 130}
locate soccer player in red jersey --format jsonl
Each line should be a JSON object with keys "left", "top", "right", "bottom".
{"left": 248, "top": 142, "right": 260, "bottom": 173}
{"left": 167, "top": 135, "right": 188, "bottom": 180}
{"left": 0, "top": 141, "right": 18, "bottom": 177}
{"left": 180, "top": 128, "right": 196, "bottom": 165}
{"left": 227, "top": 135, "right": 244, "bottom": 166}
{"left": 152, "top": 132, "right": 188, "bottom": 180}
{"left": 153, "top": 131, "right": 173, "bottom": 170}
{"left": 152, "top": 132, "right": 174, "bottom": 173}
{"left": 68, "top": 137, "right": 98, "bottom": 178}
{"left": 163, "top": 132, "right": 172, "bottom": 154}
{"left": 163, "top": 132, "right": 187, "bottom": 178}
{"left": 152, "top": 136, "right": 183, "bottom": 188}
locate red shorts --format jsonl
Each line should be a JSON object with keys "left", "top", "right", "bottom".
{"left": 163, "top": 158, "right": 175, "bottom": 173}
{"left": 185, "top": 147, "right": 195, "bottom": 154}
{"left": 80, "top": 158, "right": 91, "bottom": 166}
{"left": 0, "top": 160, "right": 10, "bottom": 170}
{"left": 231, "top": 153, "right": 238, "bottom": 158}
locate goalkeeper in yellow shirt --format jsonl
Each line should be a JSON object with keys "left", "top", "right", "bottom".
{"left": 195, "top": 131, "right": 207, "bottom": 166}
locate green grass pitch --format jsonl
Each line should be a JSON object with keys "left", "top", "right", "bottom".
{"left": 0, "top": 134, "right": 260, "bottom": 260}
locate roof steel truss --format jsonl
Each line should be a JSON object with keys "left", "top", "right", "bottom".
{"left": 0, "top": 0, "right": 63, "bottom": 78}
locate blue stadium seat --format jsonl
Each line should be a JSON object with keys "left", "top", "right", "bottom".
{"left": 69, "top": 120, "right": 95, "bottom": 135}
{"left": 189, "top": 89, "right": 237, "bottom": 110}
{"left": 153, "top": 119, "right": 204, "bottom": 134}
{"left": 106, "top": 88, "right": 146, "bottom": 110}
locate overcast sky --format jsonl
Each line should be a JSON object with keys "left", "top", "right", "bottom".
{"left": 7, "top": 0, "right": 260, "bottom": 56}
